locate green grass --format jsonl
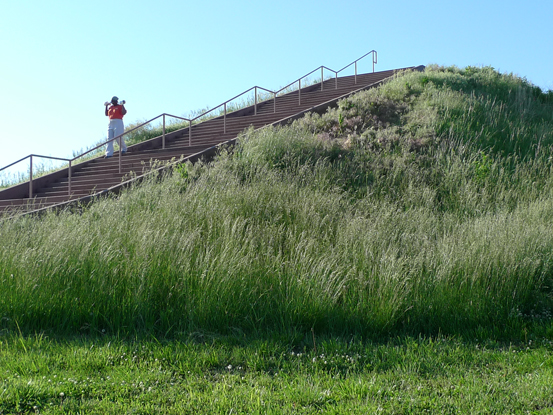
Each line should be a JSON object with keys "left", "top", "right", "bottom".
{"left": 1, "top": 65, "right": 553, "bottom": 412}
{"left": 3, "top": 71, "right": 553, "bottom": 338}
{"left": 1, "top": 66, "right": 553, "bottom": 338}
{"left": 2, "top": 334, "right": 553, "bottom": 414}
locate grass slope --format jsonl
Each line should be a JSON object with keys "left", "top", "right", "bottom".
{"left": 2, "top": 65, "right": 553, "bottom": 339}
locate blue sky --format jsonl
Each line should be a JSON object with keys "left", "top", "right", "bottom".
{"left": 1, "top": 0, "right": 552, "bottom": 176}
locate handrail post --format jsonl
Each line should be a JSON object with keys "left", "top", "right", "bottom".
{"left": 321, "top": 67, "right": 324, "bottom": 91}
{"left": 355, "top": 61, "right": 357, "bottom": 84}
{"left": 373, "top": 51, "right": 377, "bottom": 72}
{"left": 273, "top": 92, "right": 276, "bottom": 113}
{"left": 29, "top": 155, "right": 33, "bottom": 199}
{"left": 68, "top": 160, "right": 72, "bottom": 196}
{"left": 335, "top": 72, "right": 338, "bottom": 89}
{"left": 118, "top": 141, "right": 122, "bottom": 174}
{"left": 162, "top": 114, "right": 166, "bottom": 149}
{"left": 224, "top": 103, "right": 227, "bottom": 134}
{"left": 299, "top": 79, "right": 301, "bottom": 105}
{"left": 189, "top": 120, "right": 192, "bottom": 146}
{"left": 254, "top": 87, "right": 257, "bottom": 116}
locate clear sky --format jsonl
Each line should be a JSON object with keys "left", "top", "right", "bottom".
{"left": 1, "top": 0, "right": 551, "bottom": 176}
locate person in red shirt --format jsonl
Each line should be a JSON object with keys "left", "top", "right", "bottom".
{"left": 104, "top": 96, "right": 127, "bottom": 158}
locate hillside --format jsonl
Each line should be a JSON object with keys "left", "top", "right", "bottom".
{"left": 1, "top": 65, "right": 553, "bottom": 339}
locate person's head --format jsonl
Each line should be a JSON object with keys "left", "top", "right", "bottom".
{"left": 111, "top": 96, "right": 119, "bottom": 105}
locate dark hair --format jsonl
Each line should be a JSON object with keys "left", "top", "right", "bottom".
{"left": 111, "top": 96, "right": 119, "bottom": 105}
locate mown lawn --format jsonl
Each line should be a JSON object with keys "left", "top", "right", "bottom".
{"left": 1, "top": 334, "right": 553, "bottom": 414}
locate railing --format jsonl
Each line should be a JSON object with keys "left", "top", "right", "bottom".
{"left": 274, "top": 50, "right": 377, "bottom": 103}
{"left": 0, "top": 51, "right": 377, "bottom": 200}
{"left": 0, "top": 154, "right": 71, "bottom": 199}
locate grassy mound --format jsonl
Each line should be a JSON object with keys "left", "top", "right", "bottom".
{"left": 1, "top": 66, "right": 553, "bottom": 339}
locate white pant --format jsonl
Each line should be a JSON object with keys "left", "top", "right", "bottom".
{"left": 106, "top": 119, "right": 127, "bottom": 157}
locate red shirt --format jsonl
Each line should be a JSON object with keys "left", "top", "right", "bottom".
{"left": 108, "top": 105, "right": 125, "bottom": 120}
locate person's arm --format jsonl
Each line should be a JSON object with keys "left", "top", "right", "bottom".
{"left": 105, "top": 103, "right": 110, "bottom": 116}
{"left": 121, "top": 105, "right": 127, "bottom": 116}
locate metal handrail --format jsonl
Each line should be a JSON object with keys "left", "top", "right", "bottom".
{"left": 0, "top": 154, "right": 71, "bottom": 199}
{"left": 1, "top": 51, "right": 378, "bottom": 200}
{"left": 336, "top": 50, "right": 378, "bottom": 82}
{"left": 274, "top": 50, "right": 377, "bottom": 104}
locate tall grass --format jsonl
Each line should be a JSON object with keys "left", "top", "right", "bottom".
{"left": 1, "top": 66, "right": 552, "bottom": 339}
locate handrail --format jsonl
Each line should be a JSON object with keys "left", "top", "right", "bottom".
{"left": 0, "top": 51, "right": 378, "bottom": 200}
{"left": 274, "top": 50, "right": 377, "bottom": 103}
{"left": 336, "top": 50, "right": 378, "bottom": 80}
{"left": 0, "top": 154, "right": 70, "bottom": 173}
{"left": 0, "top": 154, "right": 71, "bottom": 199}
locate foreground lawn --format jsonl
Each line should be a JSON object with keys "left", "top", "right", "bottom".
{"left": 1, "top": 333, "right": 553, "bottom": 414}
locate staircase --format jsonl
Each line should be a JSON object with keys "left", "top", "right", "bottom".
{"left": 0, "top": 65, "right": 423, "bottom": 216}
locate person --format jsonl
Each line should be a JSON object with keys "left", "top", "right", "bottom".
{"left": 104, "top": 96, "right": 127, "bottom": 158}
